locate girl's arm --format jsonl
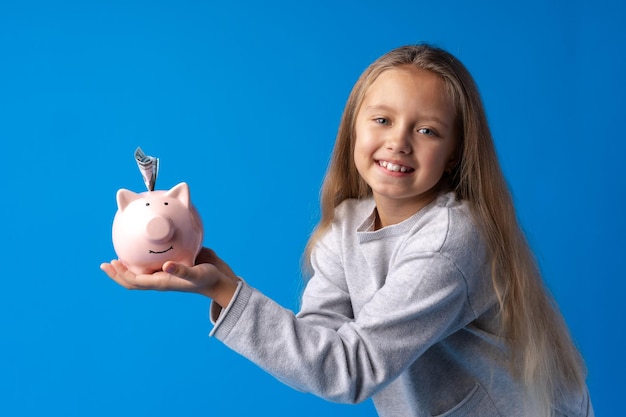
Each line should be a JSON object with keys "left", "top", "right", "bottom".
{"left": 296, "top": 242, "right": 354, "bottom": 330}
{"left": 102, "top": 245, "right": 488, "bottom": 404}
{"left": 210, "top": 252, "right": 481, "bottom": 404}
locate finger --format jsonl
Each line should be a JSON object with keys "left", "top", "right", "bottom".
{"left": 105, "top": 259, "right": 125, "bottom": 272}
{"left": 162, "top": 261, "right": 208, "bottom": 283}
{"left": 162, "top": 261, "right": 186, "bottom": 277}
{"left": 160, "top": 261, "right": 222, "bottom": 295}
{"left": 100, "top": 260, "right": 136, "bottom": 289}
{"left": 107, "top": 260, "right": 160, "bottom": 291}
{"left": 100, "top": 262, "right": 114, "bottom": 276}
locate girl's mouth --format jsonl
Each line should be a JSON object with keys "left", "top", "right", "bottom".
{"left": 377, "top": 160, "right": 414, "bottom": 173}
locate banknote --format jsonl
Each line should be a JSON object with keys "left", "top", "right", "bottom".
{"left": 134, "top": 147, "right": 159, "bottom": 191}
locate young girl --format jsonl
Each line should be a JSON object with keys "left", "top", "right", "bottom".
{"left": 101, "top": 44, "right": 593, "bottom": 417}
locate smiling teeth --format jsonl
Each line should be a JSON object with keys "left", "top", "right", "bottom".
{"left": 379, "top": 161, "right": 411, "bottom": 173}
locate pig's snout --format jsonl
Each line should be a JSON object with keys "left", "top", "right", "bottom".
{"left": 145, "top": 216, "right": 174, "bottom": 243}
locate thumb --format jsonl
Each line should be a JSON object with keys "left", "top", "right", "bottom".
{"left": 162, "top": 261, "right": 189, "bottom": 277}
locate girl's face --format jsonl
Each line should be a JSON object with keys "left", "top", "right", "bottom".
{"left": 354, "top": 66, "right": 457, "bottom": 226}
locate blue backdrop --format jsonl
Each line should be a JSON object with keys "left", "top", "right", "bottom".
{"left": 1, "top": 0, "right": 623, "bottom": 415}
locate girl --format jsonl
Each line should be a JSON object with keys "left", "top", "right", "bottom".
{"left": 102, "top": 44, "right": 593, "bottom": 416}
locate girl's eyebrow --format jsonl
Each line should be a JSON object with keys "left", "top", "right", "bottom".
{"left": 363, "top": 104, "right": 450, "bottom": 129}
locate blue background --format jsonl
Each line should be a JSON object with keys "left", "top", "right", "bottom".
{"left": 1, "top": 0, "right": 623, "bottom": 415}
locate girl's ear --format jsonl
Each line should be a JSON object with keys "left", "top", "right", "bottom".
{"left": 446, "top": 152, "right": 459, "bottom": 173}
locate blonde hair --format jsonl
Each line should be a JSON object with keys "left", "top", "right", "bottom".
{"left": 305, "top": 44, "right": 586, "bottom": 414}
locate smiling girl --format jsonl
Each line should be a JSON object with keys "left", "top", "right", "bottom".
{"left": 102, "top": 44, "right": 593, "bottom": 416}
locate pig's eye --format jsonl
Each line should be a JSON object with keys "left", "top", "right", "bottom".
{"left": 164, "top": 202, "right": 169, "bottom": 206}
{"left": 145, "top": 203, "right": 150, "bottom": 206}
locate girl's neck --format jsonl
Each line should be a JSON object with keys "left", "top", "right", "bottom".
{"left": 372, "top": 181, "right": 451, "bottom": 229}
{"left": 374, "top": 194, "right": 437, "bottom": 230}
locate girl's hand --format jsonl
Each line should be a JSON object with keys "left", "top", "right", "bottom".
{"left": 100, "top": 247, "right": 239, "bottom": 308}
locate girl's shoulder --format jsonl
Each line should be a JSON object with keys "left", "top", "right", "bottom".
{"left": 406, "top": 193, "right": 482, "bottom": 254}
{"left": 330, "top": 193, "right": 482, "bottom": 250}
{"left": 333, "top": 197, "right": 376, "bottom": 229}
{"left": 431, "top": 192, "right": 476, "bottom": 232}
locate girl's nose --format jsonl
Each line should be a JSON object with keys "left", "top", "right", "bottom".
{"left": 385, "top": 129, "right": 412, "bottom": 154}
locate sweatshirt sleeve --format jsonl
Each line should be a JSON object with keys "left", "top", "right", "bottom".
{"left": 296, "top": 239, "right": 354, "bottom": 330}
{"left": 209, "top": 251, "right": 478, "bottom": 404}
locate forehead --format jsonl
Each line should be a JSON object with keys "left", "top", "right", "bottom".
{"left": 361, "top": 66, "right": 454, "bottom": 114}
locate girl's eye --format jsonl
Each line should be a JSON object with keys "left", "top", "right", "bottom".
{"left": 374, "top": 117, "right": 390, "bottom": 125}
{"left": 418, "top": 127, "right": 436, "bottom": 136}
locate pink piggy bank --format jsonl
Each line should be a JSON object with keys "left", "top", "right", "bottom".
{"left": 112, "top": 182, "right": 203, "bottom": 275}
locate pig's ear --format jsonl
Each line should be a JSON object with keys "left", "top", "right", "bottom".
{"left": 166, "top": 182, "right": 190, "bottom": 208}
{"left": 116, "top": 189, "right": 141, "bottom": 211}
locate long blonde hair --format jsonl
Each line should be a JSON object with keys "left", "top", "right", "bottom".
{"left": 305, "top": 44, "right": 586, "bottom": 413}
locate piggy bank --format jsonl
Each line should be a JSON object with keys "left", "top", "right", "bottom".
{"left": 112, "top": 182, "right": 203, "bottom": 275}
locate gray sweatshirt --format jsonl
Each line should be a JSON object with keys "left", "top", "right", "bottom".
{"left": 210, "top": 193, "right": 592, "bottom": 416}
